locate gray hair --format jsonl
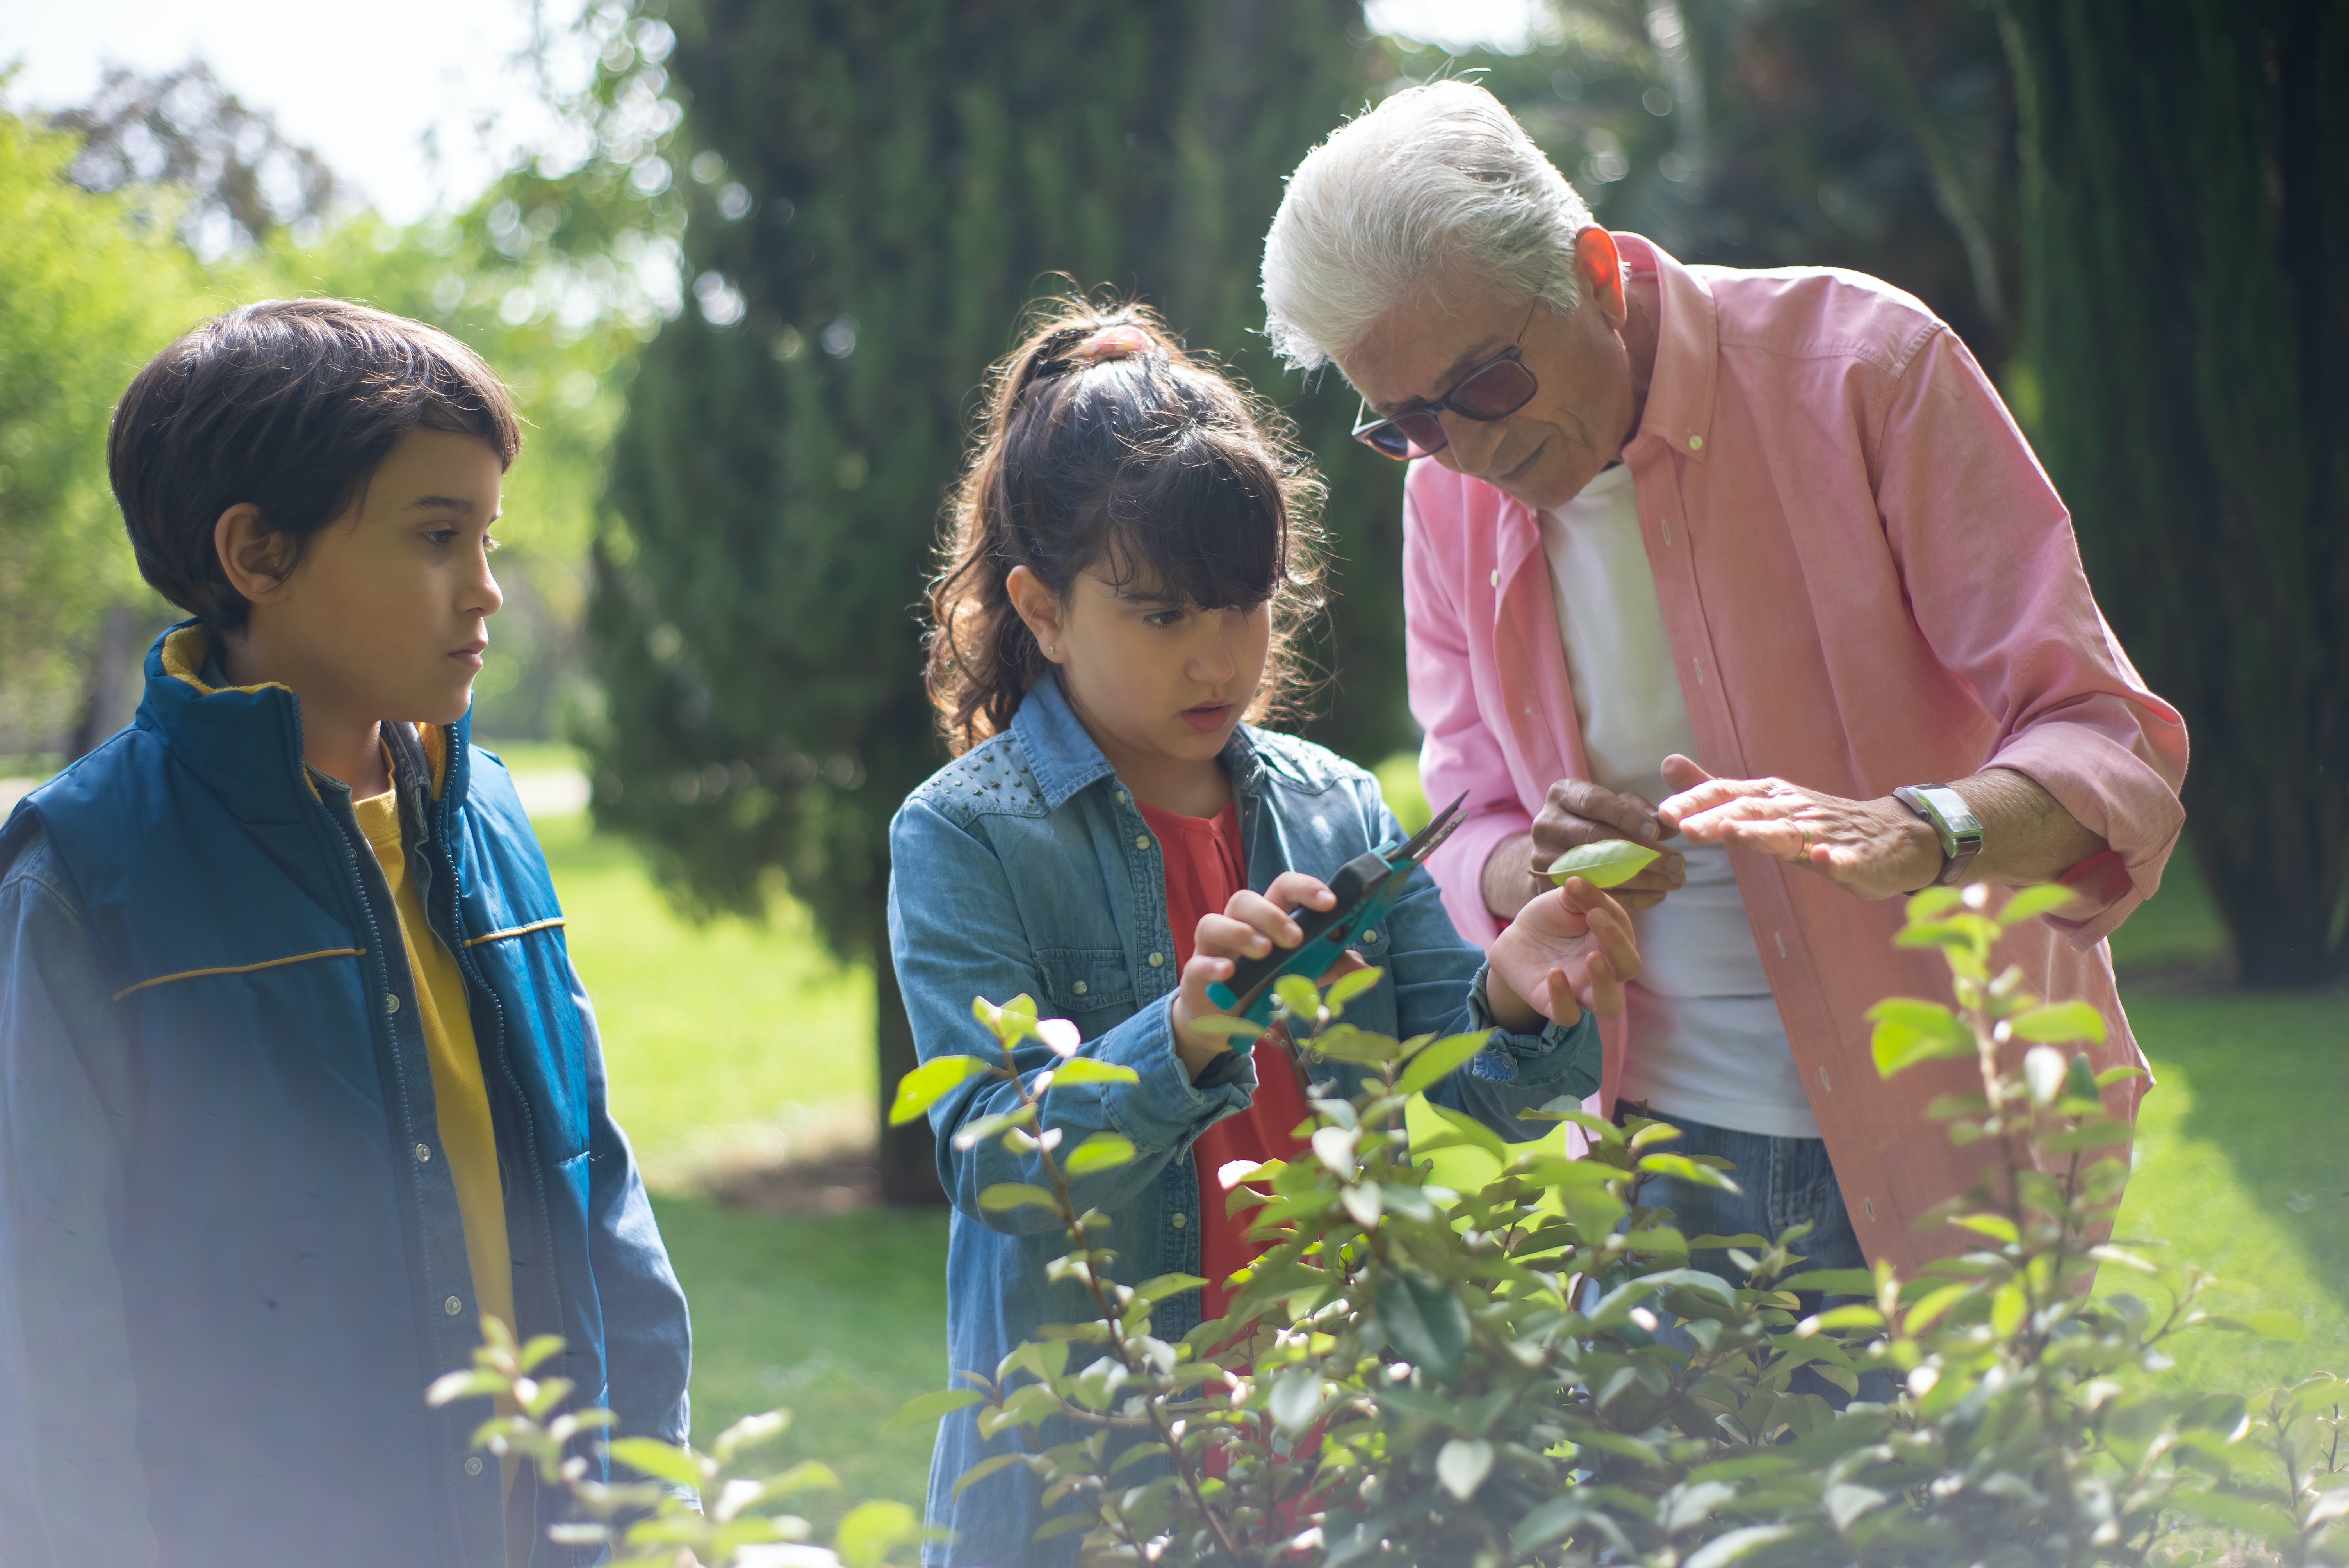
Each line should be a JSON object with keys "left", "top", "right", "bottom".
{"left": 1261, "top": 80, "right": 1595, "bottom": 373}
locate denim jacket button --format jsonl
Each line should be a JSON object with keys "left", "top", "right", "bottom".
{"left": 464, "top": 1456, "right": 483, "bottom": 1477}
{"left": 414, "top": 1142, "right": 432, "bottom": 1164}
{"left": 1148, "top": 951, "right": 1165, "bottom": 968}
{"left": 1072, "top": 980, "right": 1088, "bottom": 995}
{"left": 1363, "top": 930, "right": 1381, "bottom": 944}
{"left": 1135, "top": 834, "right": 1152, "bottom": 852}
{"left": 444, "top": 1295, "right": 463, "bottom": 1317}
{"left": 1169, "top": 1212, "right": 1187, "bottom": 1228}
{"left": 385, "top": 993, "right": 401, "bottom": 1015}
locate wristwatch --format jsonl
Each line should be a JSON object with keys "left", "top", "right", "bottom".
{"left": 1893, "top": 784, "right": 1984, "bottom": 887}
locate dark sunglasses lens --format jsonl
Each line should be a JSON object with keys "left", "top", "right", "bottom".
{"left": 1451, "top": 358, "right": 1538, "bottom": 420}
{"left": 1358, "top": 415, "right": 1441, "bottom": 460}
{"left": 1390, "top": 411, "right": 1448, "bottom": 457}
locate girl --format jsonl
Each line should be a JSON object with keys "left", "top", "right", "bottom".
{"left": 889, "top": 301, "right": 1640, "bottom": 1566}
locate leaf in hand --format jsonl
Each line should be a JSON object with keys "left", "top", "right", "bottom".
{"left": 1549, "top": 840, "right": 1661, "bottom": 889}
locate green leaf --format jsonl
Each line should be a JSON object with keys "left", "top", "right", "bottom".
{"left": 1411, "top": 1097, "right": 1510, "bottom": 1163}
{"left": 516, "top": 1333, "right": 566, "bottom": 1374}
{"left": 607, "top": 1437, "right": 708, "bottom": 1491}
{"left": 1636, "top": 1152, "right": 1744, "bottom": 1193}
{"left": 1684, "top": 1525, "right": 1796, "bottom": 1568}
{"left": 978, "top": 1183, "right": 1060, "bottom": 1212}
{"left": 1395, "top": 1031, "right": 1490, "bottom": 1096}
{"left": 1998, "top": 883, "right": 2081, "bottom": 926}
{"left": 1324, "top": 965, "right": 1384, "bottom": 1010}
{"left": 1273, "top": 974, "right": 1322, "bottom": 1017}
{"left": 2007, "top": 1000, "right": 2107, "bottom": 1044}
{"left": 2169, "top": 1489, "right": 2295, "bottom": 1544}
{"left": 2210, "top": 1310, "right": 2309, "bottom": 1343}
{"left": 882, "top": 1386, "right": 985, "bottom": 1436}
{"left": 426, "top": 1368, "right": 506, "bottom": 1407}
{"left": 1437, "top": 1436, "right": 1495, "bottom": 1500}
{"left": 1548, "top": 839, "right": 1662, "bottom": 888}
{"left": 1060, "top": 1132, "right": 1137, "bottom": 1175}
{"left": 1866, "top": 998, "right": 1974, "bottom": 1077}
{"left": 1271, "top": 1368, "right": 1323, "bottom": 1435}
{"left": 1186, "top": 1014, "right": 1265, "bottom": 1041}
{"left": 711, "top": 1409, "right": 789, "bottom": 1461}
{"left": 835, "top": 1498, "right": 923, "bottom": 1568}
{"left": 1776, "top": 1269, "right": 1878, "bottom": 1297}
{"left": 1905, "top": 886, "right": 1964, "bottom": 919}
{"left": 1375, "top": 1266, "right": 1469, "bottom": 1381}
{"left": 889, "top": 1055, "right": 992, "bottom": 1126}
{"left": 1130, "top": 1273, "right": 1207, "bottom": 1305}
{"left": 1046, "top": 1057, "right": 1141, "bottom": 1087}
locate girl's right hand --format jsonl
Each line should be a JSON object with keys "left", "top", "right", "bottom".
{"left": 1171, "top": 871, "right": 1340, "bottom": 1079}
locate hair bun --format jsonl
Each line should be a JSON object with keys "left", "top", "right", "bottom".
{"left": 1070, "top": 324, "right": 1153, "bottom": 365}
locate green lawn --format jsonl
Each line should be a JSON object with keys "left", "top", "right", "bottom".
{"left": 538, "top": 797, "right": 2344, "bottom": 1520}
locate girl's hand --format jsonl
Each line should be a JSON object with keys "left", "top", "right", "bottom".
{"left": 1171, "top": 872, "right": 1340, "bottom": 1080}
{"left": 1484, "top": 877, "right": 1642, "bottom": 1033}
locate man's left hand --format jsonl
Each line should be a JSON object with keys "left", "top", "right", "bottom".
{"left": 1656, "top": 754, "right": 1943, "bottom": 900}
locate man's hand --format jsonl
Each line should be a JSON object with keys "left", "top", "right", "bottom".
{"left": 1656, "top": 754, "right": 1941, "bottom": 900}
{"left": 1485, "top": 877, "right": 1641, "bottom": 1032}
{"left": 1521, "top": 777, "right": 1685, "bottom": 914}
{"left": 1171, "top": 871, "right": 1355, "bottom": 1080}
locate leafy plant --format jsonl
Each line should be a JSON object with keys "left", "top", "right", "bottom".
{"left": 884, "top": 884, "right": 2343, "bottom": 1566}
{"left": 426, "top": 1317, "right": 931, "bottom": 1567}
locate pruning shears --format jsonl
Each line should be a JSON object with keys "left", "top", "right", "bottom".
{"left": 1205, "top": 791, "right": 1470, "bottom": 1027}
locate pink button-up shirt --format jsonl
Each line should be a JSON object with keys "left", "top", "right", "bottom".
{"left": 1403, "top": 234, "right": 2189, "bottom": 1272}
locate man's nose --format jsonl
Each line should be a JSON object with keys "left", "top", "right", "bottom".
{"left": 1442, "top": 410, "right": 1510, "bottom": 475}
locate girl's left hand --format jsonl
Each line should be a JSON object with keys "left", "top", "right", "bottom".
{"left": 1172, "top": 871, "right": 1342, "bottom": 1080}
{"left": 1485, "top": 877, "right": 1642, "bottom": 1032}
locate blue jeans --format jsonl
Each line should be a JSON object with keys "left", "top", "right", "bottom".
{"left": 1627, "top": 1113, "right": 1892, "bottom": 1405}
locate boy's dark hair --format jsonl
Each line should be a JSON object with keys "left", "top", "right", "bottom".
{"left": 109, "top": 298, "right": 522, "bottom": 631}
{"left": 925, "top": 298, "right": 1327, "bottom": 754}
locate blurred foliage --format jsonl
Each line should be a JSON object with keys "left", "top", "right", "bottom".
{"left": 581, "top": 0, "right": 1396, "bottom": 1200}
{"left": 1417, "top": 0, "right": 2018, "bottom": 369}
{"left": 1996, "top": 0, "right": 2348, "bottom": 987}
{"left": 0, "top": 110, "right": 202, "bottom": 757}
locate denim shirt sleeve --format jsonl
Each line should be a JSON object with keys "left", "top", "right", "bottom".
{"left": 888, "top": 798, "right": 1255, "bottom": 1235}
{"left": 1359, "top": 790, "right": 1602, "bottom": 1139}
{"left": 569, "top": 954, "right": 693, "bottom": 1453}
{"left": 0, "top": 825, "right": 159, "bottom": 1568}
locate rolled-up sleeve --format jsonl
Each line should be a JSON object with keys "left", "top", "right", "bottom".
{"left": 0, "top": 827, "right": 155, "bottom": 1568}
{"left": 1875, "top": 327, "right": 2189, "bottom": 944}
{"left": 1403, "top": 472, "right": 1530, "bottom": 949}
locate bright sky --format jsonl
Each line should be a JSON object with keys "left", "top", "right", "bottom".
{"left": 2, "top": 0, "right": 1540, "bottom": 225}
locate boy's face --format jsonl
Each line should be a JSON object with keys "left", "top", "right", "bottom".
{"left": 237, "top": 428, "right": 505, "bottom": 726}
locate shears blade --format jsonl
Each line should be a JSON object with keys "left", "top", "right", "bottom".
{"left": 1393, "top": 791, "right": 1470, "bottom": 868}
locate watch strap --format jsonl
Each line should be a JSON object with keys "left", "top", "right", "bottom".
{"left": 1893, "top": 784, "right": 1985, "bottom": 886}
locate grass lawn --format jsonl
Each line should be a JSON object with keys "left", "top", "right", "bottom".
{"left": 538, "top": 795, "right": 2344, "bottom": 1519}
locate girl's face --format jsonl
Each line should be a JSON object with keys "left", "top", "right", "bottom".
{"left": 1009, "top": 561, "right": 1271, "bottom": 805}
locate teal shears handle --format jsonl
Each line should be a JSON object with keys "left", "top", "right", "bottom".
{"left": 1205, "top": 847, "right": 1403, "bottom": 1026}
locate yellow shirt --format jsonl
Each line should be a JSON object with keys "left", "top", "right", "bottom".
{"left": 353, "top": 783, "right": 520, "bottom": 1495}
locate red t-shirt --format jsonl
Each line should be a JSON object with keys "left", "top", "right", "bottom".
{"left": 1139, "top": 799, "right": 1312, "bottom": 1322}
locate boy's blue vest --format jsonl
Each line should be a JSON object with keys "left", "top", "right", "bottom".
{"left": 0, "top": 625, "right": 686, "bottom": 1567}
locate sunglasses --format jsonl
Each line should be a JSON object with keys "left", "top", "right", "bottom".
{"left": 1351, "top": 300, "right": 1542, "bottom": 461}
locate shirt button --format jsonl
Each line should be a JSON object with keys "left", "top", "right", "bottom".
{"left": 1072, "top": 980, "right": 1088, "bottom": 995}
{"left": 1169, "top": 1212, "right": 1187, "bottom": 1228}
{"left": 414, "top": 1142, "right": 432, "bottom": 1164}
{"left": 1363, "top": 930, "right": 1380, "bottom": 944}
{"left": 1116, "top": 790, "right": 1129, "bottom": 804}
{"left": 464, "top": 1456, "right": 484, "bottom": 1477}
{"left": 1136, "top": 834, "right": 1153, "bottom": 851}
{"left": 385, "top": 993, "right": 401, "bottom": 1015}
{"left": 1688, "top": 433, "right": 1704, "bottom": 451}
{"left": 1148, "top": 951, "right": 1165, "bottom": 968}
{"left": 1489, "top": 568, "right": 1499, "bottom": 587}
{"left": 444, "top": 1295, "right": 463, "bottom": 1317}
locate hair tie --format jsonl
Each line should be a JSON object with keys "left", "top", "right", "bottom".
{"left": 1070, "top": 324, "right": 1153, "bottom": 365}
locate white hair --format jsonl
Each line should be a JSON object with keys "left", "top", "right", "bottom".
{"left": 1262, "top": 80, "right": 1595, "bottom": 373}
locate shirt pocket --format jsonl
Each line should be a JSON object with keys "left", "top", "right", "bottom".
{"left": 1032, "top": 947, "right": 1135, "bottom": 1025}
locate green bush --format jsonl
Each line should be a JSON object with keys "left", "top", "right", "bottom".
{"left": 440, "top": 885, "right": 2344, "bottom": 1566}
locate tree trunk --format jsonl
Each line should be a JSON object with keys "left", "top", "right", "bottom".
{"left": 873, "top": 901, "right": 944, "bottom": 1207}
{"left": 1997, "top": 0, "right": 2349, "bottom": 985}
{"left": 66, "top": 602, "right": 144, "bottom": 763}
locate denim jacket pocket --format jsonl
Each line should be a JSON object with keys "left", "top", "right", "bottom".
{"left": 1033, "top": 947, "right": 1134, "bottom": 1021}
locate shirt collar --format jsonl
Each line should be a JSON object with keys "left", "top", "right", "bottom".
{"left": 1008, "top": 671, "right": 1267, "bottom": 812}
{"left": 1614, "top": 231, "right": 1720, "bottom": 466}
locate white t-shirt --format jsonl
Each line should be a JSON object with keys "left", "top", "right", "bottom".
{"left": 1537, "top": 463, "right": 1820, "bottom": 1139}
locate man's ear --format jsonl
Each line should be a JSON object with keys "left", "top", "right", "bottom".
{"left": 214, "top": 504, "right": 300, "bottom": 608}
{"left": 1573, "top": 226, "right": 1627, "bottom": 327}
{"left": 1005, "top": 564, "right": 1067, "bottom": 664}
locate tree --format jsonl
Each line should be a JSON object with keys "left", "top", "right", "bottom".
{"left": 0, "top": 110, "right": 203, "bottom": 762}
{"left": 1995, "top": 0, "right": 2348, "bottom": 985}
{"left": 585, "top": 0, "right": 1395, "bottom": 1202}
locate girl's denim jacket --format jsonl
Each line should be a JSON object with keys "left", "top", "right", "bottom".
{"left": 887, "top": 674, "right": 1600, "bottom": 1566}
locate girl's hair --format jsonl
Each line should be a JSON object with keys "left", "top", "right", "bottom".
{"left": 925, "top": 298, "right": 1326, "bottom": 754}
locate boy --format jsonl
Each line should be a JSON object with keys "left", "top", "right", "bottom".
{"left": 0, "top": 299, "right": 691, "bottom": 1567}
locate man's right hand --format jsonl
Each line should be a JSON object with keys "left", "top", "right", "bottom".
{"left": 1485, "top": 778, "right": 1687, "bottom": 918}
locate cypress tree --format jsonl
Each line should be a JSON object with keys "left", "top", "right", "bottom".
{"left": 586, "top": 1, "right": 1395, "bottom": 1201}
{"left": 1996, "top": 0, "right": 2347, "bottom": 984}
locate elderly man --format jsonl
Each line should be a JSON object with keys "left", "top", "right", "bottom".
{"left": 1260, "top": 81, "right": 2187, "bottom": 1277}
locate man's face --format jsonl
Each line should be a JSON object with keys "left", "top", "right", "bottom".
{"left": 257, "top": 428, "right": 506, "bottom": 726}
{"left": 1334, "top": 245, "right": 1634, "bottom": 512}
